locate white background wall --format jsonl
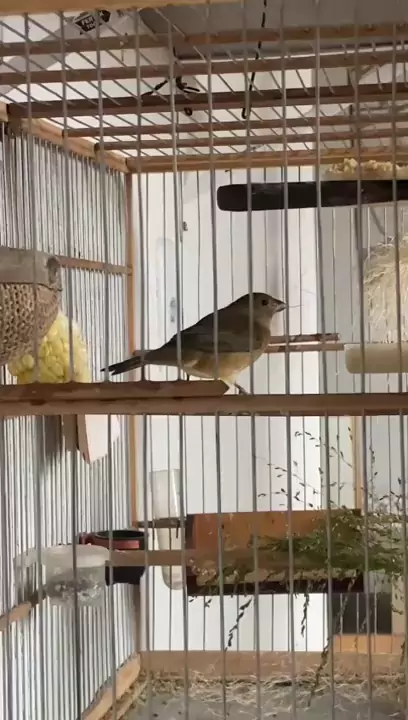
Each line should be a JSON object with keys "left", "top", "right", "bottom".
{"left": 320, "top": 204, "right": 408, "bottom": 512}
{"left": 133, "top": 160, "right": 328, "bottom": 653}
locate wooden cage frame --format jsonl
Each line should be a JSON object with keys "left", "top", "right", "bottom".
{"left": 0, "top": 11, "right": 407, "bottom": 172}
{"left": 0, "top": 1, "right": 406, "bottom": 716}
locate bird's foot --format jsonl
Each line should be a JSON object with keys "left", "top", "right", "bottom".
{"left": 235, "top": 384, "right": 248, "bottom": 395}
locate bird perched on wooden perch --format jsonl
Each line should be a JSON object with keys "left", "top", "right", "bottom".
{"left": 103, "top": 292, "right": 286, "bottom": 394}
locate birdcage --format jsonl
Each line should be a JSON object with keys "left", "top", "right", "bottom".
{"left": 2, "top": 3, "right": 408, "bottom": 720}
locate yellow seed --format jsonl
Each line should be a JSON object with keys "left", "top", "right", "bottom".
{"left": 41, "top": 369, "right": 58, "bottom": 383}
{"left": 51, "top": 360, "right": 64, "bottom": 378}
{"left": 51, "top": 339, "right": 64, "bottom": 355}
{"left": 22, "top": 355, "right": 35, "bottom": 370}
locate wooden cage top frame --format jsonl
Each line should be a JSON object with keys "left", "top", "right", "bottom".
{"left": 0, "top": 10, "right": 407, "bottom": 174}
{"left": 0, "top": 0, "right": 240, "bottom": 14}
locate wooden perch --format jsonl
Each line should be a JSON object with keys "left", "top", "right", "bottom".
{"left": 0, "top": 591, "right": 39, "bottom": 633}
{"left": 107, "top": 546, "right": 354, "bottom": 571}
{"left": 128, "top": 333, "right": 342, "bottom": 359}
{"left": 1, "top": 382, "right": 408, "bottom": 416}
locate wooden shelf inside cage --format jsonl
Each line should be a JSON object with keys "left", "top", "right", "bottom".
{"left": 216, "top": 180, "right": 408, "bottom": 213}
{"left": 134, "top": 510, "right": 364, "bottom": 596}
{"left": 333, "top": 634, "right": 404, "bottom": 655}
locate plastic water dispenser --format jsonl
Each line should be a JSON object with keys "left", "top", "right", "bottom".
{"left": 15, "top": 544, "right": 109, "bottom": 607}
{"left": 150, "top": 469, "right": 183, "bottom": 590}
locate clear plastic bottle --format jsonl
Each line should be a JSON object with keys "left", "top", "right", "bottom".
{"left": 15, "top": 544, "right": 109, "bottom": 607}
{"left": 150, "top": 469, "right": 183, "bottom": 590}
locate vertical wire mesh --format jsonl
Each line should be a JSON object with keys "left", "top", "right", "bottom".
{"left": 0, "top": 118, "right": 135, "bottom": 717}
{"left": 59, "top": 15, "right": 82, "bottom": 718}
{"left": 1, "top": 6, "right": 408, "bottom": 720}
{"left": 132, "top": 5, "right": 354, "bottom": 718}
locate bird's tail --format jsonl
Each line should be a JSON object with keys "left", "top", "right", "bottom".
{"left": 102, "top": 354, "right": 144, "bottom": 376}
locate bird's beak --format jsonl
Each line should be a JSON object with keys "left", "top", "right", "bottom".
{"left": 275, "top": 301, "right": 286, "bottom": 313}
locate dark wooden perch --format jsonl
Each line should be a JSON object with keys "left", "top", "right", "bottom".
{"left": 217, "top": 180, "right": 408, "bottom": 212}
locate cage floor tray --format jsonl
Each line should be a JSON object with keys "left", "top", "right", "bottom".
{"left": 216, "top": 180, "right": 408, "bottom": 212}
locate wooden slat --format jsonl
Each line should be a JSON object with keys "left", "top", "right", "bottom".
{"left": 192, "top": 509, "right": 345, "bottom": 553}
{"left": 1, "top": 384, "right": 408, "bottom": 417}
{"left": 9, "top": 82, "right": 408, "bottom": 119}
{"left": 351, "top": 416, "right": 363, "bottom": 509}
{"left": 106, "top": 547, "right": 359, "bottom": 571}
{"left": 0, "top": 0, "right": 240, "bottom": 16}
{"left": 65, "top": 113, "right": 408, "bottom": 139}
{"left": 139, "top": 650, "right": 403, "bottom": 677}
{"left": 0, "top": 592, "right": 39, "bottom": 633}
{"left": 268, "top": 333, "right": 340, "bottom": 344}
{"left": 174, "top": 24, "right": 408, "bottom": 50}
{"left": 102, "top": 680, "right": 147, "bottom": 720}
{"left": 56, "top": 254, "right": 131, "bottom": 275}
{"left": 0, "top": 101, "right": 127, "bottom": 173}
{"left": 0, "top": 34, "right": 151, "bottom": 57}
{"left": 5, "top": 114, "right": 128, "bottom": 173}
{"left": 96, "top": 334, "right": 341, "bottom": 356}
{"left": 99, "top": 127, "right": 408, "bottom": 152}
{"left": 268, "top": 341, "right": 344, "bottom": 354}
{"left": 0, "top": 24, "right": 407, "bottom": 56}
{"left": 82, "top": 656, "right": 141, "bottom": 720}
{"left": 0, "top": 101, "right": 8, "bottom": 123}
{"left": 126, "top": 147, "right": 408, "bottom": 173}
{"left": 1, "top": 49, "right": 407, "bottom": 87}
{"left": 333, "top": 635, "right": 404, "bottom": 654}
{"left": 17, "top": 118, "right": 128, "bottom": 173}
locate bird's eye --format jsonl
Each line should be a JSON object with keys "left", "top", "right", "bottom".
{"left": 262, "top": 298, "right": 269, "bottom": 306}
